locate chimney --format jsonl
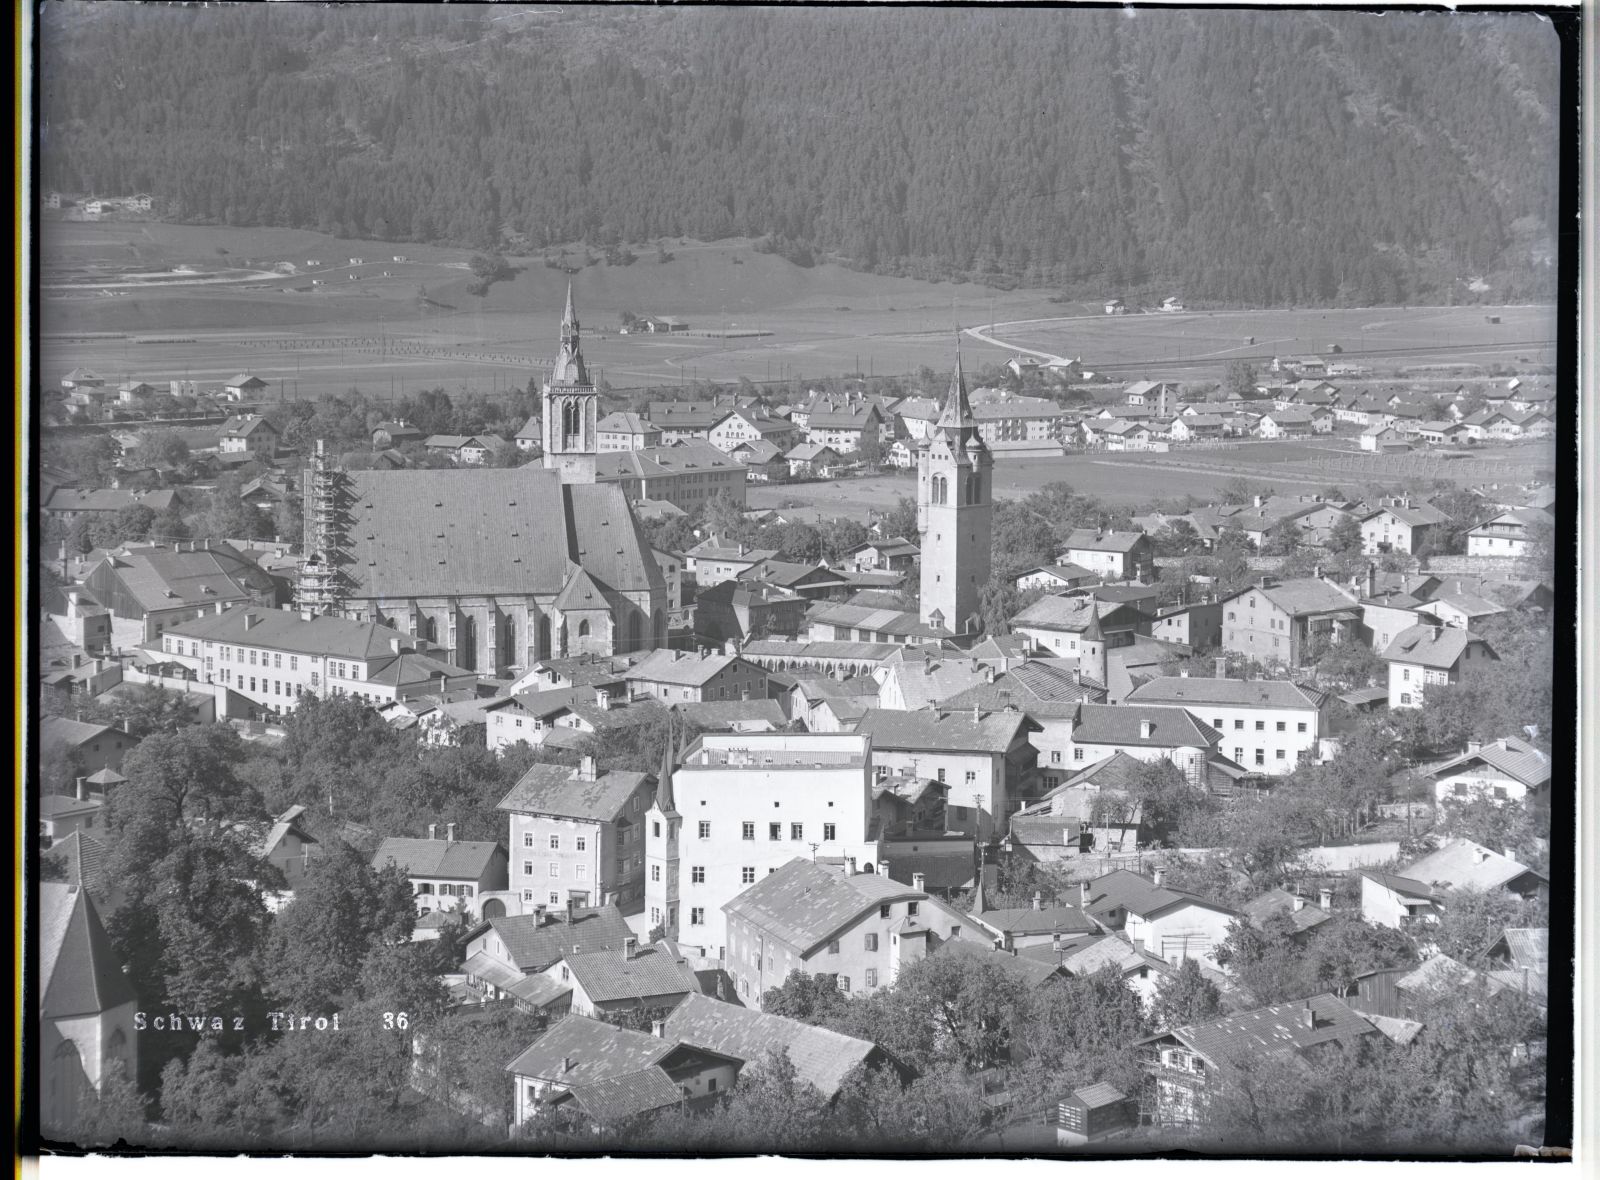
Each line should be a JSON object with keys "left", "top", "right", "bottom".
{"left": 623, "top": 936, "right": 638, "bottom": 961}
{"left": 1313, "top": 564, "right": 1323, "bottom": 580}
{"left": 244, "top": 613, "right": 256, "bottom": 630}
{"left": 1080, "top": 881, "right": 1091, "bottom": 907}
{"left": 566, "top": 896, "right": 578, "bottom": 923}
{"left": 1292, "top": 894, "right": 1306, "bottom": 912}
{"left": 439, "top": 673, "right": 447, "bottom": 694}
{"left": 1302, "top": 1002, "right": 1317, "bottom": 1029}
{"left": 445, "top": 822, "right": 456, "bottom": 843}
{"left": 847, "top": 856, "right": 857, "bottom": 874}
{"left": 1214, "top": 657, "right": 1227, "bottom": 679}
{"left": 1474, "top": 847, "right": 1490, "bottom": 863}
{"left": 651, "top": 1019, "right": 666, "bottom": 1039}
{"left": 1431, "top": 625, "right": 1443, "bottom": 642}
{"left": 427, "top": 823, "right": 438, "bottom": 840}
{"left": 1073, "top": 667, "right": 1082, "bottom": 686}
{"left": 1139, "top": 719, "right": 1154, "bottom": 740}
{"left": 579, "top": 755, "right": 598, "bottom": 781}
{"left": 1366, "top": 562, "right": 1377, "bottom": 599}
{"left": 1253, "top": 494, "right": 1264, "bottom": 508}
{"left": 1318, "top": 888, "right": 1332, "bottom": 912}
{"left": 1466, "top": 739, "right": 1482, "bottom": 754}
{"left": 76, "top": 777, "right": 87, "bottom": 801}
{"left": 1152, "top": 867, "right": 1166, "bottom": 888}
{"left": 120, "top": 717, "right": 131, "bottom": 734}
{"left": 912, "top": 872, "right": 925, "bottom": 893}
{"left": 390, "top": 637, "right": 403, "bottom": 655}
{"left": 1179, "top": 668, "right": 1189, "bottom": 678}
{"left": 562, "top": 1057, "right": 575, "bottom": 1074}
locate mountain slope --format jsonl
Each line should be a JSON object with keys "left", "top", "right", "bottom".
{"left": 39, "top": 5, "right": 1563, "bottom": 306}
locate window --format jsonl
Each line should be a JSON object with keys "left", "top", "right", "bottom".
{"left": 691, "top": 866, "right": 705, "bottom": 884}
{"left": 523, "top": 861, "right": 533, "bottom": 875}
{"left": 879, "top": 904, "right": 892, "bottom": 919}
{"left": 742, "top": 867, "right": 755, "bottom": 885}
{"left": 1073, "top": 748, "right": 1084, "bottom": 761}
{"left": 1213, "top": 718, "right": 1223, "bottom": 729}
{"left": 742, "top": 822, "right": 755, "bottom": 840}
{"left": 653, "top": 821, "right": 662, "bottom": 837}
{"left": 823, "top": 823, "right": 836, "bottom": 842}
{"left": 1228, "top": 612, "right": 1236, "bottom": 621}
{"left": 576, "top": 837, "right": 586, "bottom": 852}
{"left": 1276, "top": 721, "right": 1287, "bottom": 732}
{"left": 964, "top": 770, "right": 976, "bottom": 784}
{"left": 790, "top": 823, "right": 803, "bottom": 841}
{"left": 936, "top": 767, "right": 947, "bottom": 782}
{"left": 250, "top": 650, "right": 258, "bottom": 666}
{"left": 1255, "top": 720, "right": 1265, "bottom": 731}
{"left": 549, "top": 864, "right": 560, "bottom": 877}
{"left": 550, "top": 835, "right": 561, "bottom": 850}
{"left": 575, "top": 865, "right": 586, "bottom": 879}
{"left": 865, "top": 968, "right": 879, "bottom": 988}
{"left": 1234, "top": 747, "right": 1243, "bottom": 760}
{"left": 1276, "top": 750, "right": 1285, "bottom": 761}
{"left": 690, "top": 907, "right": 705, "bottom": 926}
{"left": 699, "top": 821, "right": 711, "bottom": 839}
{"left": 837, "top": 976, "right": 851, "bottom": 992}
{"left": 549, "top": 892, "right": 560, "bottom": 904}
{"left": 1402, "top": 668, "right": 1411, "bottom": 681}
{"left": 828, "top": 939, "right": 840, "bottom": 954}
{"left": 274, "top": 653, "right": 282, "bottom": 668}
{"left": 1255, "top": 749, "right": 1265, "bottom": 766}
{"left": 1234, "top": 720, "right": 1244, "bottom": 730}
{"left": 864, "top": 933, "right": 878, "bottom": 951}
{"left": 1297, "top": 722, "right": 1308, "bottom": 733}
{"left": 769, "top": 823, "right": 782, "bottom": 841}
{"left": 290, "top": 656, "right": 297, "bottom": 671}
{"left": 651, "top": 865, "right": 661, "bottom": 882}
{"left": 1051, "top": 750, "right": 1062, "bottom": 764}
{"left": 1400, "top": 693, "right": 1412, "bottom": 705}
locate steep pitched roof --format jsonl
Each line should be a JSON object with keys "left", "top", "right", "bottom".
{"left": 43, "top": 830, "right": 109, "bottom": 894}
{"left": 1124, "top": 676, "right": 1326, "bottom": 711}
{"left": 40, "top": 884, "right": 137, "bottom": 1018}
{"left": 1221, "top": 578, "right": 1359, "bottom": 618}
{"left": 496, "top": 764, "right": 650, "bottom": 823}
{"left": 564, "top": 944, "right": 700, "bottom": 1003}
{"left": 87, "top": 542, "right": 278, "bottom": 612}
{"left": 1424, "top": 737, "right": 1550, "bottom": 789}
{"left": 1380, "top": 625, "right": 1492, "bottom": 669}
{"left": 1241, "top": 888, "right": 1334, "bottom": 934}
{"left": 1010, "top": 594, "right": 1103, "bottom": 632}
{"left": 166, "top": 604, "right": 416, "bottom": 660}
{"left": 1399, "top": 838, "right": 1544, "bottom": 893}
{"left": 663, "top": 992, "right": 878, "bottom": 1097}
{"left": 504, "top": 1015, "right": 674, "bottom": 1083}
{"left": 333, "top": 468, "right": 663, "bottom": 600}
{"left": 1154, "top": 993, "right": 1379, "bottom": 1065}
{"left": 935, "top": 936, "right": 1064, "bottom": 986}
{"left": 854, "top": 707, "right": 1033, "bottom": 754}
{"left": 625, "top": 648, "right": 746, "bottom": 687}
{"left": 554, "top": 1065, "right": 686, "bottom": 1125}
{"left": 371, "top": 837, "right": 503, "bottom": 880}
{"left": 1069, "top": 704, "right": 1223, "bottom": 749}
{"left": 40, "top": 715, "right": 119, "bottom": 749}
{"left": 488, "top": 906, "right": 638, "bottom": 973}
{"left": 723, "top": 858, "right": 923, "bottom": 954}
{"left": 1080, "top": 868, "right": 1237, "bottom": 920}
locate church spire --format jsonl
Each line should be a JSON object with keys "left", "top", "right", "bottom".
{"left": 551, "top": 281, "right": 589, "bottom": 387}
{"left": 936, "top": 333, "right": 975, "bottom": 431}
{"left": 656, "top": 714, "right": 678, "bottom": 816}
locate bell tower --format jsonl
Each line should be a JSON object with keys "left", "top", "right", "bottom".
{"left": 917, "top": 338, "right": 993, "bottom": 636}
{"left": 542, "top": 282, "right": 598, "bottom": 485}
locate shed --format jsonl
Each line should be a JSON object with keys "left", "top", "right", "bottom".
{"left": 1057, "top": 1081, "right": 1136, "bottom": 1145}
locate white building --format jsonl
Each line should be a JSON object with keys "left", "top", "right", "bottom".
{"left": 1121, "top": 676, "right": 1328, "bottom": 777}
{"left": 1379, "top": 624, "right": 1498, "bottom": 710}
{"left": 645, "top": 732, "right": 881, "bottom": 963}
{"left": 1425, "top": 737, "right": 1551, "bottom": 806}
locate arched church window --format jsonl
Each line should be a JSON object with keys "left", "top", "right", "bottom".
{"left": 578, "top": 619, "right": 591, "bottom": 639}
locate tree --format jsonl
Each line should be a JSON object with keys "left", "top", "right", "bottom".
{"left": 1327, "top": 514, "right": 1365, "bottom": 558}
{"left": 1260, "top": 520, "right": 1303, "bottom": 557}
{"left": 76, "top": 683, "right": 196, "bottom": 739}
{"left": 817, "top": 517, "right": 870, "bottom": 564}
{"left": 574, "top": 704, "right": 698, "bottom": 776}
{"left": 144, "top": 429, "right": 192, "bottom": 468}
{"left": 882, "top": 494, "right": 919, "bottom": 543}
{"left": 1224, "top": 360, "right": 1258, "bottom": 397}
{"left": 1149, "top": 957, "right": 1222, "bottom": 1029}
{"left": 1425, "top": 886, "right": 1548, "bottom": 963}
{"left": 758, "top": 969, "right": 850, "bottom": 1024}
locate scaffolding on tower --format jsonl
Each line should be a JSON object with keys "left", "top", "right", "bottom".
{"left": 296, "top": 438, "right": 353, "bottom": 614}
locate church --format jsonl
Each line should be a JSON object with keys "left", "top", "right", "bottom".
{"left": 303, "top": 286, "right": 668, "bottom": 675}
{"left": 916, "top": 339, "right": 993, "bottom": 638}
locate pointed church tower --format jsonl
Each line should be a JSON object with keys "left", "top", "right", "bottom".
{"left": 542, "top": 283, "right": 598, "bottom": 485}
{"left": 644, "top": 716, "right": 681, "bottom": 939}
{"left": 1079, "top": 605, "right": 1109, "bottom": 694}
{"left": 917, "top": 337, "right": 993, "bottom": 636}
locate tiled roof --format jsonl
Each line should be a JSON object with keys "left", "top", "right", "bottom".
{"left": 1081, "top": 868, "right": 1237, "bottom": 920}
{"left": 597, "top": 412, "right": 656, "bottom": 435}
{"left": 220, "top": 415, "right": 277, "bottom": 438}
{"left": 597, "top": 441, "right": 742, "bottom": 482}
{"left": 663, "top": 992, "right": 876, "bottom": 1098}
{"left": 626, "top": 649, "right": 748, "bottom": 687}
{"left": 1425, "top": 737, "right": 1550, "bottom": 789}
{"left": 1059, "top": 934, "right": 1159, "bottom": 977}
{"left": 1160, "top": 993, "right": 1379, "bottom": 1065}
{"left": 1396, "top": 954, "right": 1502, "bottom": 1000}
{"left": 1399, "top": 838, "right": 1544, "bottom": 893}
{"left": 1357, "top": 870, "right": 1441, "bottom": 902}
{"left": 1062, "top": 530, "right": 1148, "bottom": 555}
{"left": 975, "top": 904, "right": 1097, "bottom": 937}
{"left": 673, "top": 699, "right": 787, "bottom": 730}
{"left": 1241, "top": 888, "right": 1333, "bottom": 933}
{"left": 1069, "top": 704, "right": 1223, "bottom": 749}
{"left": 1010, "top": 594, "right": 1101, "bottom": 632}
{"left": 1124, "top": 676, "right": 1326, "bottom": 711}
{"left": 496, "top": 763, "right": 649, "bottom": 823}
{"left": 877, "top": 655, "right": 991, "bottom": 710}
{"left": 371, "top": 837, "right": 503, "bottom": 881}
{"left": 41, "top": 883, "right": 137, "bottom": 1018}
{"left": 42, "top": 487, "right": 180, "bottom": 515}
{"left": 40, "top": 715, "right": 119, "bottom": 749}
{"left": 564, "top": 944, "right": 700, "bottom": 1003}
{"left": 556, "top": 1065, "right": 686, "bottom": 1125}
{"left": 332, "top": 468, "right": 663, "bottom": 601}
{"left": 854, "top": 707, "right": 1032, "bottom": 754}
{"left": 40, "top": 794, "right": 105, "bottom": 820}
{"left": 166, "top": 604, "right": 414, "bottom": 660}
{"left": 487, "top": 906, "right": 638, "bottom": 973}
{"left": 1380, "top": 625, "right": 1491, "bottom": 669}
{"left": 1360, "top": 501, "right": 1451, "bottom": 527}
{"left": 43, "top": 831, "right": 109, "bottom": 894}
{"left": 1071, "top": 1081, "right": 1129, "bottom": 1109}
{"left": 647, "top": 400, "right": 741, "bottom": 429}
{"left": 86, "top": 541, "right": 280, "bottom": 612}
{"left": 1221, "top": 578, "right": 1358, "bottom": 618}
{"left": 1493, "top": 927, "right": 1548, "bottom": 971}
{"left": 504, "top": 1015, "right": 674, "bottom": 1083}
{"left": 723, "top": 858, "right": 924, "bottom": 953}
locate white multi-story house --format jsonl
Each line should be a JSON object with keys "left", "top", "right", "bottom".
{"left": 1358, "top": 499, "right": 1451, "bottom": 556}
{"left": 1121, "top": 676, "right": 1328, "bottom": 777}
{"left": 1466, "top": 508, "right": 1554, "bottom": 557}
{"left": 623, "top": 649, "right": 770, "bottom": 704}
{"left": 1424, "top": 737, "right": 1550, "bottom": 806}
{"left": 1379, "top": 624, "right": 1498, "bottom": 709}
{"left": 645, "top": 733, "right": 881, "bottom": 962}
{"left": 1059, "top": 704, "right": 1222, "bottom": 781}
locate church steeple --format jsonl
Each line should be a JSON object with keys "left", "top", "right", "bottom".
{"left": 656, "top": 715, "right": 679, "bottom": 817}
{"left": 542, "top": 283, "right": 598, "bottom": 484}
{"left": 936, "top": 334, "right": 976, "bottom": 432}
{"left": 916, "top": 335, "right": 993, "bottom": 638}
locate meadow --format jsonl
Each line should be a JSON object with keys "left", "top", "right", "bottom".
{"left": 39, "top": 223, "right": 1557, "bottom": 404}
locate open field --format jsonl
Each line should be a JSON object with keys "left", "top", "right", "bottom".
{"left": 40, "top": 224, "right": 1558, "bottom": 402}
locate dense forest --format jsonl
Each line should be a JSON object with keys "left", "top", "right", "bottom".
{"left": 41, "top": 6, "right": 1561, "bottom": 304}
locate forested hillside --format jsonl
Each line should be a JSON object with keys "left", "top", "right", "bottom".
{"left": 40, "top": 5, "right": 1562, "bottom": 305}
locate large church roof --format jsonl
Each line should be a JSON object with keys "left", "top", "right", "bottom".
{"left": 334, "top": 468, "right": 663, "bottom": 600}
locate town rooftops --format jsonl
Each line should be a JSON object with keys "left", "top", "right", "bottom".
{"left": 40, "top": 715, "right": 122, "bottom": 749}
{"left": 686, "top": 535, "right": 778, "bottom": 564}
{"left": 625, "top": 648, "right": 751, "bottom": 687}
{"left": 372, "top": 836, "right": 503, "bottom": 881}
{"left": 664, "top": 992, "right": 880, "bottom": 1097}
{"left": 1068, "top": 704, "right": 1223, "bottom": 749}
{"left": 43, "top": 487, "right": 180, "bottom": 515}
{"left": 220, "top": 414, "right": 278, "bottom": 439}
{"left": 941, "top": 661, "right": 1106, "bottom": 718}
{"left": 564, "top": 943, "right": 700, "bottom": 1003}
{"left": 1396, "top": 838, "right": 1545, "bottom": 894}
{"left": 44, "top": 831, "right": 109, "bottom": 894}
{"left": 974, "top": 903, "right": 1097, "bottom": 939}
{"left": 1241, "top": 888, "right": 1333, "bottom": 934}
{"left": 550, "top": 1065, "right": 687, "bottom": 1126}
{"left": 1123, "top": 676, "right": 1327, "bottom": 711}
{"left": 1220, "top": 577, "right": 1358, "bottom": 618}
{"left": 1062, "top": 529, "right": 1148, "bottom": 554}
{"left": 1425, "top": 737, "right": 1550, "bottom": 790}
{"left": 678, "top": 732, "right": 870, "bottom": 771}
{"left": 723, "top": 858, "right": 924, "bottom": 954}
{"left": 41, "top": 883, "right": 137, "bottom": 1019}
{"left": 497, "top": 763, "right": 650, "bottom": 823}
{"left": 1145, "top": 993, "right": 1379, "bottom": 1066}
{"left": 597, "top": 412, "right": 656, "bottom": 435}
{"left": 166, "top": 604, "right": 417, "bottom": 661}
{"left": 811, "top": 602, "right": 948, "bottom": 639}
{"left": 487, "top": 906, "right": 637, "bottom": 974}
{"left": 1379, "top": 625, "right": 1492, "bottom": 669}
{"left": 935, "top": 937, "right": 1065, "bottom": 987}
{"left": 673, "top": 698, "right": 787, "bottom": 730}
{"left": 505, "top": 1014, "right": 675, "bottom": 1084}
{"left": 596, "top": 441, "right": 742, "bottom": 482}
{"left": 1081, "top": 868, "right": 1238, "bottom": 921}
{"left": 1360, "top": 500, "right": 1451, "bottom": 527}
{"left": 1010, "top": 594, "right": 1103, "bottom": 632}
{"left": 85, "top": 541, "right": 281, "bottom": 612}
{"left": 854, "top": 706, "right": 1034, "bottom": 754}
{"left": 1489, "top": 927, "right": 1548, "bottom": 971}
